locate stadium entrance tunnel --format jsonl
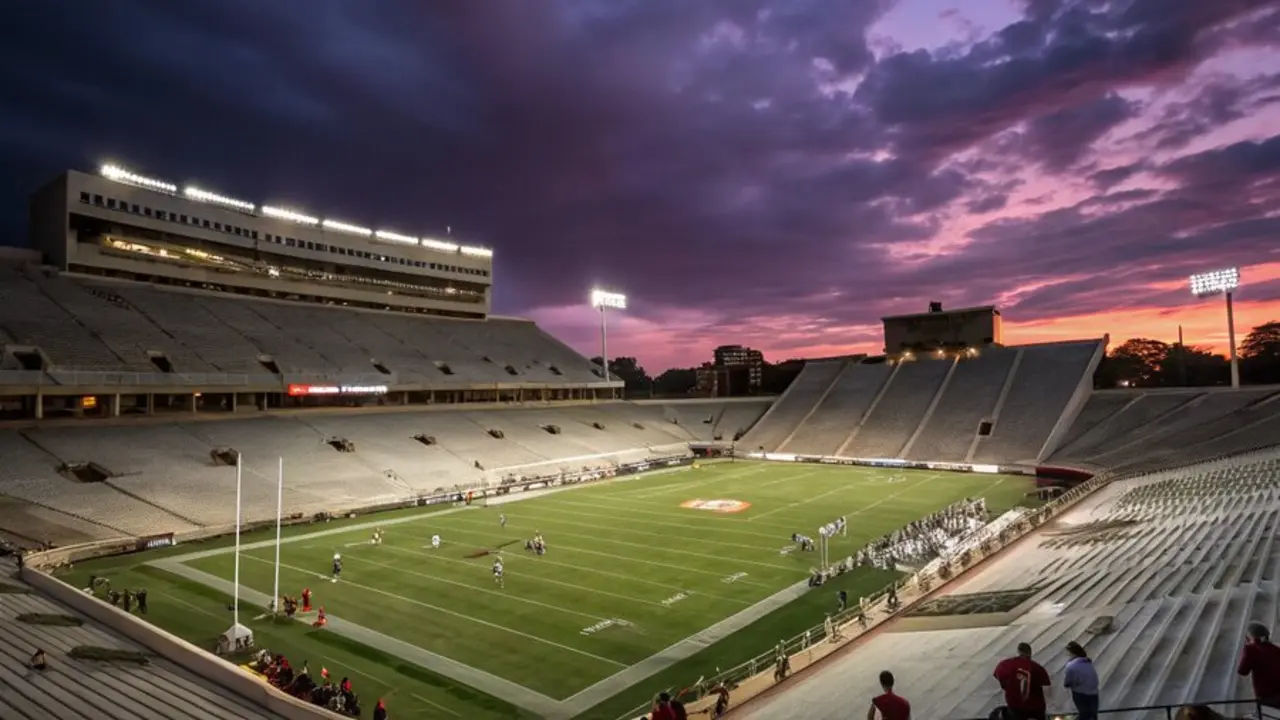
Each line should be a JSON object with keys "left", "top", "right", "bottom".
{"left": 9, "top": 348, "right": 47, "bottom": 371}
{"left": 147, "top": 352, "right": 174, "bottom": 373}
{"left": 412, "top": 434, "right": 437, "bottom": 446}
{"left": 540, "top": 424, "right": 562, "bottom": 435}
{"left": 209, "top": 447, "right": 239, "bottom": 466}
{"left": 487, "top": 428, "right": 505, "bottom": 439}
{"left": 256, "top": 355, "right": 280, "bottom": 375}
{"left": 59, "top": 461, "right": 112, "bottom": 484}
{"left": 371, "top": 360, "right": 392, "bottom": 375}
{"left": 433, "top": 361, "right": 454, "bottom": 376}
{"left": 592, "top": 421, "right": 606, "bottom": 430}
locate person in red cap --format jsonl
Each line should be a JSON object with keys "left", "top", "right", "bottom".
{"left": 373, "top": 698, "right": 388, "bottom": 720}
{"left": 301, "top": 587, "right": 312, "bottom": 613}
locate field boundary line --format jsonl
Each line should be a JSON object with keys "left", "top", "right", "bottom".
{"left": 542, "top": 499, "right": 791, "bottom": 539}
{"left": 148, "top": 558, "right": 568, "bottom": 718}
{"left": 557, "top": 577, "right": 813, "bottom": 716}
{"left": 506, "top": 505, "right": 780, "bottom": 551}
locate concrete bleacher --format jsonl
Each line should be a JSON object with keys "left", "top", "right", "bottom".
{"left": 907, "top": 349, "right": 1017, "bottom": 462}
{"left": 0, "top": 558, "right": 279, "bottom": 720}
{"left": 740, "top": 453, "right": 1280, "bottom": 720}
{"left": 972, "top": 340, "right": 1102, "bottom": 464}
{"left": 0, "top": 401, "right": 728, "bottom": 543}
{"left": 844, "top": 357, "right": 952, "bottom": 459}
{"left": 0, "top": 268, "right": 601, "bottom": 385}
{"left": 782, "top": 363, "right": 891, "bottom": 456}
{"left": 740, "top": 361, "right": 844, "bottom": 452}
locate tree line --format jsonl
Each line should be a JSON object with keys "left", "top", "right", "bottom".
{"left": 1097, "top": 321, "right": 1280, "bottom": 388}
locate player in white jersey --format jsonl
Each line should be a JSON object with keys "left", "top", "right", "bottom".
{"left": 499, "top": 513, "right": 507, "bottom": 528}
{"left": 431, "top": 534, "right": 441, "bottom": 549}
{"left": 370, "top": 528, "right": 384, "bottom": 545}
{"left": 492, "top": 558, "right": 505, "bottom": 588}
{"left": 331, "top": 552, "right": 342, "bottom": 583}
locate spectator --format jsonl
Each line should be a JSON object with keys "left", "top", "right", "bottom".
{"left": 650, "top": 692, "right": 678, "bottom": 720}
{"left": 1238, "top": 622, "right": 1280, "bottom": 707}
{"left": 373, "top": 698, "right": 387, "bottom": 720}
{"left": 868, "top": 670, "right": 911, "bottom": 720}
{"left": 993, "top": 642, "right": 1051, "bottom": 720}
{"left": 1064, "top": 641, "right": 1099, "bottom": 720}
{"left": 136, "top": 588, "right": 148, "bottom": 614}
{"left": 27, "top": 648, "right": 48, "bottom": 671}
{"left": 669, "top": 694, "right": 687, "bottom": 720}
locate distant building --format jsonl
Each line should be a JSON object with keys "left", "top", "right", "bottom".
{"left": 881, "top": 302, "right": 1002, "bottom": 354}
{"left": 696, "top": 345, "right": 765, "bottom": 397}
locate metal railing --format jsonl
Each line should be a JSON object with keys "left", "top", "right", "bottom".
{"left": 615, "top": 473, "right": 1113, "bottom": 720}
{"left": 958, "top": 698, "right": 1279, "bottom": 719}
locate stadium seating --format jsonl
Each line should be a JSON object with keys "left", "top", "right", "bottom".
{"left": 0, "top": 401, "right": 731, "bottom": 544}
{"left": 844, "top": 357, "right": 952, "bottom": 458}
{"left": 971, "top": 341, "right": 1102, "bottom": 464}
{"left": 0, "top": 267, "right": 601, "bottom": 385}
{"left": 0, "top": 557, "right": 277, "bottom": 720}
{"left": 781, "top": 363, "right": 891, "bottom": 456}
{"left": 906, "top": 349, "right": 1017, "bottom": 462}
{"left": 740, "top": 452, "right": 1280, "bottom": 719}
{"left": 739, "top": 361, "right": 844, "bottom": 452}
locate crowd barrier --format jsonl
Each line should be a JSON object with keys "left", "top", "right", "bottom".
{"left": 615, "top": 468, "right": 1114, "bottom": 720}
{"left": 743, "top": 450, "right": 1035, "bottom": 477}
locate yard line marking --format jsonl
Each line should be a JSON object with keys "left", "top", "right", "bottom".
{"left": 244, "top": 556, "right": 628, "bottom": 668}
{"left": 400, "top": 523, "right": 780, "bottom": 589}
{"left": 411, "top": 693, "right": 463, "bottom": 718}
{"left": 758, "top": 469, "right": 823, "bottom": 487}
{"left": 509, "top": 506, "right": 780, "bottom": 551}
{"left": 388, "top": 529, "right": 753, "bottom": 606}
{"left": 840, "top": 475, "right": 942, "bottom": 520}
{"left": 540, "top": 500, "right": 788, "bottom": 538}
{"left": 746, "top": 483, "right": 857, "bottom": 522}
{"left": 442, "top": 514, "right": 799, "bottom": 571}
{"left": 280, "top": 550, "right": 620, "bottom": 620}
{"left": 366, "top": 542, "right": 670, "bottom": 609}
{"left": 619, "top": 465, "right": 772, "bottom": 499}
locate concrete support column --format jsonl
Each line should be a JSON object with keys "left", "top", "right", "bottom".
{"left": 190, "top": 393, "right": 199, "bottom": 413}
{"left": 146, "top": 393, "right": 155, "bottom": 415}
{"left": 112, "top": 393, "right": 121, "bottom": 417}
{"left": 34, "top": 391, "right": 44, "bottom": 420}
{"left": 229, "top": 392, "right": 237, "bottom": 413}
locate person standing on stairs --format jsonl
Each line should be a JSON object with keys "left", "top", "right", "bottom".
{"left": 1063, "top": 641, "right": 1099, "bottom": 720}
{"left": 1238, "top": 622, "right": 1280, "bottom": 709}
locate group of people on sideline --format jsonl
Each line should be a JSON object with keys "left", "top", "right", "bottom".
{"left": 857, "top": 622, "right": 1280, "bottom": 719}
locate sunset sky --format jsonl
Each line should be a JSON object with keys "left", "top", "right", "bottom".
{"left": 1, "top": 0, "right": 1279, "bottom": 372}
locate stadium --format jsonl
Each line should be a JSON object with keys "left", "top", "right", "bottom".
{"left": 2, "top": 164, "right": 1280, "bottom": 720}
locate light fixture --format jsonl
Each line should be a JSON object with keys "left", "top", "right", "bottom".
{"left": 262, "top": 205, "right": 320, "bottom": 226}
{"left": 184, "top": 186, "right": 255, "bottom": 212}
{"left": 100, "top": 164, "right": 177, "bottom": 194}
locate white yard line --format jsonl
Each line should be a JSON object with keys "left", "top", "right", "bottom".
{"left": 363, "top": 542, "right": 670, "bottom": 609}
{"left": 443, "top": 514, "right": 799, "bottom": 572}
{"left": 411, "top": 693, "right": 463, "bottom": 718}
{"left": 543, "top": 499, "right": 790, "bottom": 539}
{"left": 758, "top": 469, "right": 822, "bottom": 487}
{"left": 746, "top": 483, "right": 859, "bottom": 522}
{"left": 508, "top": 505, "right": 780, "bottom": 552}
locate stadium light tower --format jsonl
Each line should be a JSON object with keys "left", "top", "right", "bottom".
{"left": 590, "top": 289, "right": 627, "bottom": 383}
{"left": 1189, "top": 267, "right": 1242, "bottom": 389}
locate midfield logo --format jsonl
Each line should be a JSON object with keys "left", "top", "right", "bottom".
{"left": 680, "top": 499, "right": 751, "bottom": 513}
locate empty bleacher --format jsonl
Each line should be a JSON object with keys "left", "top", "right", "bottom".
{"left": 782, "top": 363, "right": 891, "bottom": 456}
{"left": 0, "top": 268, "right": 601, "bottom": 385}
{"left": 972, "top": 340, "right": 1101, "bottom": 464}
{"left": 740, "top": 361, "right": 844, "bottom": 452}
{"left": 740, "top": 453, "right": 1280, "bottom": 719}
{"left": 844, "top": 357, "right": 952, "bottom": 458}
{"left": 0, "top": 558, "right": 279, "bottom": 720}
{"left": 906, "top": 349, "right": 1017, "bottom": 462}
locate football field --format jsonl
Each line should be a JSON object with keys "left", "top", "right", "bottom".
{"left": 65, "top": 460, "right": 1035, "bottom": 719}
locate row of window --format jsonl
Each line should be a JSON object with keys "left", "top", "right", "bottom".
{"left": 78, "top": 191, "right": 490, "bottom": 278}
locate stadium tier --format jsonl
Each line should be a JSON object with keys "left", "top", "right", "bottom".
{"left": 0, "top": 558, "right": 276, "bottom": 719}
{"left": 745, "top": 340, "right": 1105, "bottom": 464}
{"left": 739, "top": 452, "right": 1280, "bottom": 719}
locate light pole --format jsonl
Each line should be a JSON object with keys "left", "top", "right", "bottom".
{"left": 590, "top": 289, "right": 626, "bottom": 383}
{"left": 1189, "top": 267, "right": 1242, "bottom": 389}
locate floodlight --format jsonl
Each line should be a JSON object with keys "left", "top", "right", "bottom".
{"left": 421, "top": 237, "right": 460, "bottom": 253}
{"left": 184, "top": 186, "right": 255, "bottom": 212}
{"left": 374, "top": 230, "right": 418, "bottom": 245}
{"left": 1188, "top": 266, "right": 1243, "bottom": 389}
{"left": 262, "top": 205, "right": 320, "bottom": 226}
{"left": 590, "top": 288, "right": 628, "bottom": 386}
{"left": 591, "top": 289, "right": 627, "bottom": 310}
{"left": 460, "top": 245, "right": 493, "bottom": 258}
{"left": 1189, "top": 267, "right": 1240, "bottom": 297}
{"left": 322, "top": 219, "right": 373, "bottom": 237}
{"left": 100, "top": 164, "right": 178, "bottom": 194}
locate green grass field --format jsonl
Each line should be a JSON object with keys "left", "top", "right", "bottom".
{"left": 63, "top": 460, "right": 1036, "bottom": 719}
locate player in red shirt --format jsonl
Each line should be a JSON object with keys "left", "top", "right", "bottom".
{"left": 868, "top": 670, "right": 911, "bottom": 720}
{"left": 650, "top": 692, "right": 678, "bottom": 720}
{"left": 993, "top": 642, "right": 1051, "bottom": 720}
{"left": 1239, "top": 622, "right": 1280, "bottom": 706}
{"left": 301, "top": 587, "right": 312, "bottom": 613}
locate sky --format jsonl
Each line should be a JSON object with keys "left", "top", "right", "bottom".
{"left": 1, "top": 1, "right": 1279, "bottom": 373}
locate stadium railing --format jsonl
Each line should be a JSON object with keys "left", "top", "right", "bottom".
{"left": 615, "top": 472, "right": 1115, "bottom": 720}
{"left": 956, "top": 698, "right": 1277, "bottom": 719}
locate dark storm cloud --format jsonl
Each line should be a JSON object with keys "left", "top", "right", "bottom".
{"left": 0, "top": 0, "right": 1278, "bottom": 368}
{"left": 1089, "top": 162, "right": 1147, "bottom": 189}
{"left": 1132, "top": 72, "right": 1280, "bottom": 151}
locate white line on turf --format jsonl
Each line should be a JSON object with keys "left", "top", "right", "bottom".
{"left": 358, "top": 542, "right": 670, "bottom": 609}
{"left": 260, "top": 550, "right": 617, "bottom": 621}
{"left": 245, "top": 556, "right": 629, "bottom": 668}
{"left": 539, "top": 499, "right": 791, "bottom": 538}
{"left": 441, "top": 514, "right": 799, "bottom": 571}
{"left": 411, "top": 693, "right": 463, "bottom": 717}
{"left": 387, "top": 529, "right": 754, "bottom": 606}
{"left": 746, "top": 483, "right": 861, "bottom": 522}
{"left": 508, "top": 506, "right": 780, "bottom": 551}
